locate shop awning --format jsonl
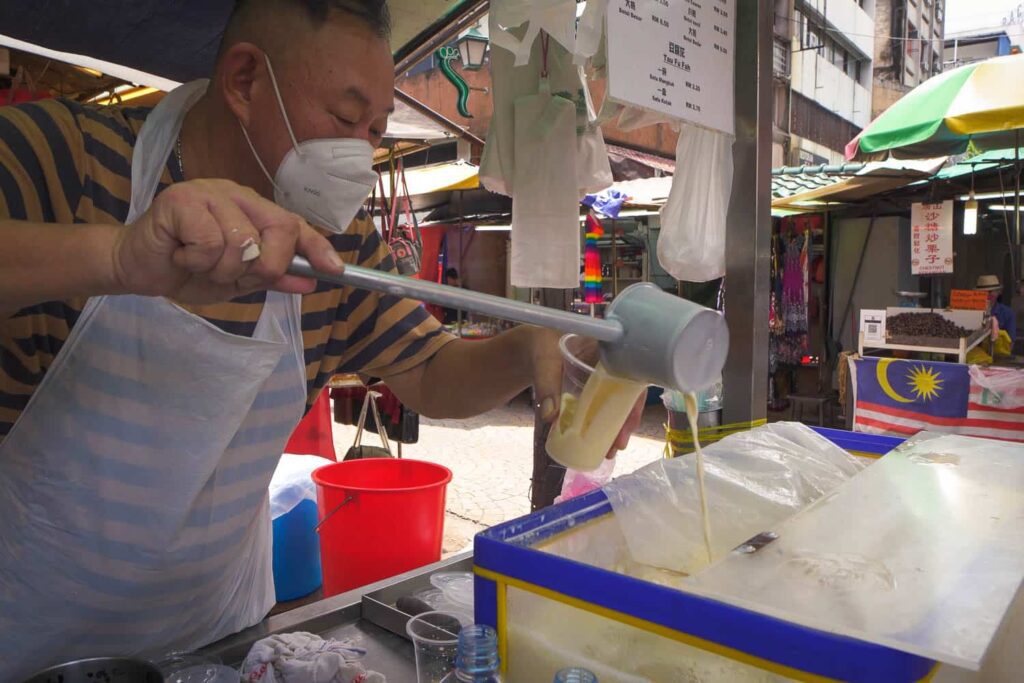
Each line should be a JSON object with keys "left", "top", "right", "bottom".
{"left": 606, "top": 144, "right": 676, "bottom": 180}
{"left": 377, "top": 160, "right": 479, "bottom": 198}
{"left": 0, "top": 0, "right": 482, "bottom": 83}
{"left": 771, "top": 158, "right": 946, "bottom": 210}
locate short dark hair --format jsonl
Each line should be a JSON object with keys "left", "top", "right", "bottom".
{"left": 445, "top": 268, "right": 460, "bottom": 279}
{"left": 227, "top": 0, "right": 391, "bottom": 42}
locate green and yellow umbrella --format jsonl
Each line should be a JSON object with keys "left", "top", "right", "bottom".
{"left": 845, "top": 53, "right": 1024, "bottom": 161}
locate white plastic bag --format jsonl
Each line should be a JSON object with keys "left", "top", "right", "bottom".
{"left": 604, "top": 423, "right": 864, "bottom": 576}
{"left": 481, "top": 3, "right": 611, "bottom": 198}
{"left": 576, "top": 65, "right": 613, "bottom": 196}
{"left": 509, "top": 86, "right": 581, "bottom": 288}
{"left": 489, "top": 0, "right": 577, "bottom": 67}
{"left": 657, "top": 123, "right": 734, "bottom": 282}
{"left": 270, "top": 453, "right": 333, "bottom": 521}
{"left": 969, "top": 365, "right": 1024, "bottom": 409}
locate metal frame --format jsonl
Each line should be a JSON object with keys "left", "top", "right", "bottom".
{"left": 723, "top": 2, "right": 773, "bottom": 425}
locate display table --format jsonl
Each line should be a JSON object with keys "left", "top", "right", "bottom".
{"left": 858, "top": 308, "right": 990, "bottom": 364}
{"left": 858, "top": 328, "right": 990, "bottom": 364}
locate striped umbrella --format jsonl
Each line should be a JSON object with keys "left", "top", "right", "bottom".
{"left": 845, "top": 53, "right": 1024, "bottom": 161}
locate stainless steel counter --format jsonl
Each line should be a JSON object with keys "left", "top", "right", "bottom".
{"left": 202, "top": 551, "right": 473, "bottom": 678}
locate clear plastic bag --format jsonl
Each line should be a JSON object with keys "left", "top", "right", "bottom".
{"left": 657, "top": 123, "right": 734, "bottom": 283}
{"left": 969, "top": 364, "right": 1024, "bottom": 408}
{"left": 555, "top": 457, "right": 617, "bottom": 505}
{"left": 604, "top": 423, "right": 865, "bottom": 576}
{"left": 270, "top": 453, "right": 333, "bottom": 520}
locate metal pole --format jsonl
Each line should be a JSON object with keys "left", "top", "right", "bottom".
{"left": 288, "top": 257, "right": 625, "bottom": 342}
{"left": 722, "top": 1, "right": 773, "bottom": 425}
{"left": 1015, "top": 131, "right": 1021, "bottom": 282}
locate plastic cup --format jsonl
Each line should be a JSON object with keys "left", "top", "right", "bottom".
{"left": 152, "top": 652, "right": 238, "bottom": 683}
{"left": 406, "top": 611, "right": 466, "bottom": 682}
{"left": 545, "top": 334, "right": 647, "bottom": 473}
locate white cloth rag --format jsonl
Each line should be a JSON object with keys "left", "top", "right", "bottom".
{"left": 241, "top": 632, "right": 386, "bottom": 683}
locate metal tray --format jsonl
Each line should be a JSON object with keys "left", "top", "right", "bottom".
{"left": 202, "top": 552, "right": 473, "bottom": 678}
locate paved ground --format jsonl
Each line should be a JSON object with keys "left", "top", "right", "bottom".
{"left": 331, "top": 394, "right": 669, "bottom": 555}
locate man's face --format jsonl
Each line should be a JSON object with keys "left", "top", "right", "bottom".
{"left": 249, "top": 18, "right": 394, "bottom": 178}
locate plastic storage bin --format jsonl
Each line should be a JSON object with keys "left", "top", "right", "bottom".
{"left": 473, "top": 428, "right": 1024, "bottom": 682}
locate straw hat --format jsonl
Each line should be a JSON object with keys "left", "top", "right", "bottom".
{"left": 975, "top": 274, "right": 1002, "bottom": 291}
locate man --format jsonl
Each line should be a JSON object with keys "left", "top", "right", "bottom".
{"left": 0, "top": 1, "right": 639, "bottom": 675}
{"left": 977, "top": 274, "right": 1016, "bottom": 343}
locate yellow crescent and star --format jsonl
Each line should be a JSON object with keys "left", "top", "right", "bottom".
{"left": 875, "top": 358, "right": 944, "bottom": 403}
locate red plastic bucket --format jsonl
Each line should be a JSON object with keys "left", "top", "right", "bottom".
{"left": 312, "top": 459, "right": 453, "bottom": 596}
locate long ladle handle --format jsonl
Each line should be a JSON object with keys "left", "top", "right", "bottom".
{"left": 288, "top": 256, "right": 625, "bottom": 343}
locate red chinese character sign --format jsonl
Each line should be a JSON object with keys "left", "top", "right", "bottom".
{"left": 910, "top": 200, "right": 953, "bottom": 276}
{"left": 605, "top": 0, "right": 736, "bottom": 134}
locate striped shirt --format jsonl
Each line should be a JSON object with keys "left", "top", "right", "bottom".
{"left": 0, "top": 98, "right": 454, "bottom": 443}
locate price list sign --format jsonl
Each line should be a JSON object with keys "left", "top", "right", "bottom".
{"left": 606, "top": 0, "right": 736, "bottom": 134}
{"left": 910, "top": 201, "right": 954, "bottom": 276}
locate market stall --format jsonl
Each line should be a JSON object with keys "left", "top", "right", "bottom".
{"left": 10, "top": 1, "right": 1024, "bottom": 682}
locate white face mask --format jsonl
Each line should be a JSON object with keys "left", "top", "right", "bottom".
{"left": 240, "top": 53, "right": 378, "bottom": 234}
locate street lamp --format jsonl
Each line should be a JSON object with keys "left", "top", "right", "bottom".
{"left": 456, "top": 27, "right": 489, "bottom": 70}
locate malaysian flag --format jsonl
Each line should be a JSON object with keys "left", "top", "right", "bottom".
{"left": 850, "top": 357, "right": 1024, "bottom": 442}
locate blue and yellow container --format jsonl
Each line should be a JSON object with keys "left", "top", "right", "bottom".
{"left": 472, "top": 428, "right": 943, "bottom": 682}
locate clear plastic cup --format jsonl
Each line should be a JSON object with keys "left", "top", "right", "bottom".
{"left": 406, "top": 611, "right": 466, "bottom": 682}
{"left": 545, "top": 334, "right": 647, "bottom": 473}
{"left": 152, "top": 652, "right": 238, "bottom": 683}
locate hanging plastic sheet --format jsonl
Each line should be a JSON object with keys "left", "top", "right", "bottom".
{"left": 657, "top": 123, "right": 734, "bottom": 282}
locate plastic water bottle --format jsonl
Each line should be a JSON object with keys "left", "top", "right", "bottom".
{"left": 442, "top": 624, "right": 501, "bottom": 682}
{"left": 554, "top": 668, "right": 597, "bottom": 683}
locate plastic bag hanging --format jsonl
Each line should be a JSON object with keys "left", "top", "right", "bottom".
{"left": 481, "top": 1, "right": 611, "bottom": 198}
{"left": 509, "top": 75, "right": 580, "bottom": 288}
{"left": 488, "top": 0, "right": 577, "bottom": 67}
{"left": 657, "top": 123, "right": 735, "bottom": 282}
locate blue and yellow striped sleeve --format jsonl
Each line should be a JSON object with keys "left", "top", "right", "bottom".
{"left": 331, "top": 217, "right": 455, "bottom": 380}
{"left": 0, "top": 99, "right": 85, "bottom": 223}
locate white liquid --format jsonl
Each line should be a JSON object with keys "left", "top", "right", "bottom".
{"left": 546, "top": 363, "right": 647, "bottom": 473}
{"left": 685, "top": 392, "right": 713, "bottom": 564}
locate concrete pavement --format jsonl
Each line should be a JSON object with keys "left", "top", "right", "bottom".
{"left": 331, "top": 395, "right": 669, "bottom": 555}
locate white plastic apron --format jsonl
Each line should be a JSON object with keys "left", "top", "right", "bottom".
{"left": 0, "top": 80, "right": 308, "bottom": 679}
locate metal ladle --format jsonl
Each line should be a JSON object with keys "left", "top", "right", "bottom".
{"left": 289, "top": 256, "right": 729, "bottom": 392}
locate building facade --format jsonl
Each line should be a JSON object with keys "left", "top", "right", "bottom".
{"left": 873, "top": 0, "right": 946, "bottom": 119}
{"left": 787, "top": 0, "right": 876, "bottom": 164}
{"left": 944, "top": 31, "right": 1017, "bottom": 69}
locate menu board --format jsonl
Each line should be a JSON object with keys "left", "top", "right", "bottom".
{"left": 910, "top": 201, "right": 954, "bottom": 276}
{"left": 605, "top": 0, "right": 737, "bottom": 135}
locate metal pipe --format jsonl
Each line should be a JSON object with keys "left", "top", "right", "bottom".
{"left": 393, "top": 0, "right": 490, "bottom": 76}
{"left": 836, "top": 215, "right": 876, "bottom": 345}
{"left": 288, "top": 256, "right": 625, "bottom": 343}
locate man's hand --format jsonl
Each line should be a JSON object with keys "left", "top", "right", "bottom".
{"left": 114, "top": 179, "right": 344, "bottom": 303}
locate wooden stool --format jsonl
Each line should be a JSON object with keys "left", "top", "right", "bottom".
{"left": 789, "top": 394, "right": 829, "bottom": 426}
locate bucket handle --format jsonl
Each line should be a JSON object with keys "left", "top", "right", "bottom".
{"left": 314, "top": 495, "right": 354, "bottom": 533}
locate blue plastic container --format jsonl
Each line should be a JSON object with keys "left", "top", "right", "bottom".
{"left": 271, "top": 498, "right": 322, "bottom": 601}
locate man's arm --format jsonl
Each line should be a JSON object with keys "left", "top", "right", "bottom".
{"left": 383, "top": 325, "right": 564, "bottom": 421}
{"left": 0, "top": 221, "right": 122, "bottom": 318}
{"left": 1, "top": 179, "right": 343, "bottom": 320}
